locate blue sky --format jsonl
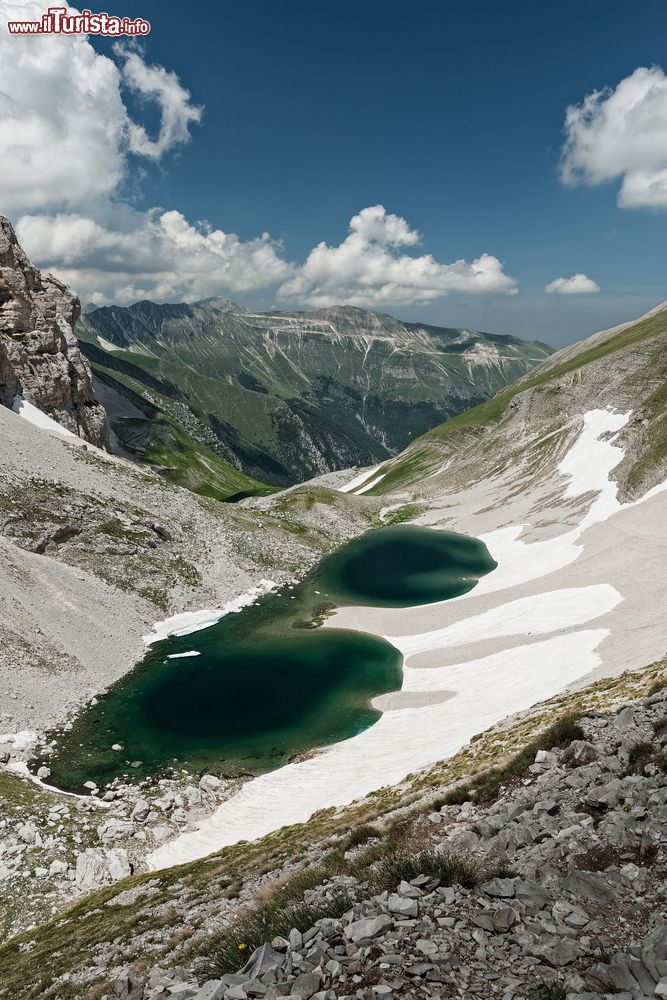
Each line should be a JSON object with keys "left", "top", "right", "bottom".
{"left": 3, "top": 0, "right": 667, "bottom": 345}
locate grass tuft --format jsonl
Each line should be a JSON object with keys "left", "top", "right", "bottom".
{"left": 440, "top": 714, "right": 584, "bottom": 806}
{"left": 344, "top": 824, "right": 383, "bottom": 850}
{"left": 526, "top": 984, "right": 566, "bottom": 1000}
{"left": 370, "top": 849, "right": 480, "bottom": 892}
{"left": 209, "top": 888, "right": 355, "bottom": 976}
{"left": 624, "top": 739, "right": 666, "bottom": 775}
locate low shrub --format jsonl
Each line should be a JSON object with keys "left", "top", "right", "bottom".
{"left": 654, "top": 716, "right": 667, "bottom": 737}
{"left": 623, "top": 739, "right": 666, "bottom": 775}
{"left": 625, "top": 740, "right": 655, "bottom": 775}
{"left": 344, "top": 824, "right": 382, "bottom": 850}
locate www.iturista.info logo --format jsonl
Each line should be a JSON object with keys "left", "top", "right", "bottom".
{"left": 7, "top": 6, "right": 150, "bottom": 35}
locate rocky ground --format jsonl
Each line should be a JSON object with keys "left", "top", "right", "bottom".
{"left": 0, "top": 758, "right": 243, "bottom": 937}
{"left": 106, "top": 682, "right": 667, "bottom": 1000}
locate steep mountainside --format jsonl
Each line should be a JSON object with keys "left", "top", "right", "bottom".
{"left": 0, "top": 216, "right": 108, "bottom": 448}
{"left": 359, "top": 298, "right": 667, "bottom": 498}
{"left": 77, "top": 302, "right": 552, "bottom": 486}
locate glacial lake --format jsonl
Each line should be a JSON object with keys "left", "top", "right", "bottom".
{"left": 38, "top": 525, "right": 496, "bottom": 791}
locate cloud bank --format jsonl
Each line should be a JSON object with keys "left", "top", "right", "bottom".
{"left": 561, "top": 66, "right": 667, "bottom": 209}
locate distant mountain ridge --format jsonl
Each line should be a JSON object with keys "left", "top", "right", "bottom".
{"left": 77, "top": 300, "right": 553, "bottom": 488}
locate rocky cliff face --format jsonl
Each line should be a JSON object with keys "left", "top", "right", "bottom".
{"left": 0, "top": 216, "right": 108, "bottom": 447}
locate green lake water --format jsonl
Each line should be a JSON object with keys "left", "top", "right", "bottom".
{"left": 38, "top": 526, "right": 496, "bottom": 791}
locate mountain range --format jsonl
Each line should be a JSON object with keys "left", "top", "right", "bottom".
{"left": 76, "top": 300, "right": 552, "bottom": 498}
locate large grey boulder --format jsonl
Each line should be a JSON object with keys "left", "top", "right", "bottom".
{"left": 75, "top": 849, "right": 108, "bottom": 891}
{"left": 238, "top": 942, "right": 284, "bottom": 981}
{"left": 344, "top": 913, "right": 393, "bottom": 944}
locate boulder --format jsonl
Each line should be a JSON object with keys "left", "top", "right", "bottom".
{"left": 75, "top": 849, "right": 108, "bottom": 891}
{"left": 345, "top": 914, "right": 393, "bottom": 944}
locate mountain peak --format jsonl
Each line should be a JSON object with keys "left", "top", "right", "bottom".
{"left": 193, "top": 295, "right": 247, "bottom": 312}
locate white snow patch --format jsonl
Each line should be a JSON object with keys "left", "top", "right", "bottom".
{"left": 12, "top": 396, "right": 77, "bottom": 439}
{"left": 338, "top": 466, "right": 381, "bottom": 493}
{"left": 386, "top": 585, "right": 621, "bottom": 659}
{"left": 355, "top": 473, "right": 386, "bottom": 495}
{"left": 0, "top": 730, "right": 38, "bottom": 751}
{"left": 142, "top": 580, "right": 278, "bottom": 645}
{"left": 96, "top": 335, "right": 121, "bottom": 353}
{"left": 469, "top": 409, "right": 667, "bottom": 599}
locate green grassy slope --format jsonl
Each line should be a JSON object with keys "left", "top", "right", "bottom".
{"left": 91, "top": 364, "right": 274, "bottom": 503}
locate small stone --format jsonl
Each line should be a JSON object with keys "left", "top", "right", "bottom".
{"left": 387, "top": 893, "right": 419, "bottom": 917}
{"left": 131, "top": 799, "right": 151, "bottom": 822}
{"left": 289, "top": 972, "right": 321, "bottom": 998}
{"left": 199, "top": 774, "right": 223, "bottom": 793}
{"left": 288, "top": 928, "right": 303, "bottom": 950}
{"left": 397, "top": 880, "right": 422, "bottom": 898}
{"left": 482, "top": 877, "right": 516, "bottom": 899}
{"left": 530, "top": 938, "right": 580, "bottom": 967}
{"left": 492, "top": 906, "right": 518, "bottom": 932}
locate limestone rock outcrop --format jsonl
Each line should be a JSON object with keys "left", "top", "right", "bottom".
{"left": 0, "top": 215, "right": 108, "bottom": 447}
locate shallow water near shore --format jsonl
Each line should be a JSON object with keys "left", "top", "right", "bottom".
{"left": 38, "top": 526, "right": 496, "bottom": 791}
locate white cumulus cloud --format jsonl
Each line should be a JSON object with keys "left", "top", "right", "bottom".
{"left": 278, "top": 205, "right": 517, "bottom": 307}
{"left": 0, "top": 3, "right": 518, "bottom": 307}
{"left": 544, "top": 273, "right": 600, "bottom": 295}
{"left": 0, "top": 1, "right": 128, "bottom": 213}
{"left": 17, "top": 209, "right": 292, "bottom": 305}
{"left": 118, "top": 46, "right": 203, "bottom": 160}
{"left": 561, "top": 66, "right": 667, "bottom": 208}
